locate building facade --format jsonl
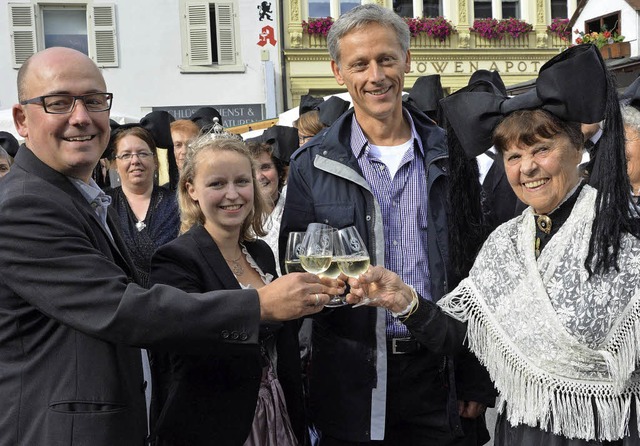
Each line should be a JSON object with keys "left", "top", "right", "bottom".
{"left": 1, "top": 0, "right": 285, "bottom": 124}
{"left": 283, "top": 0, "right": 579, "bottom": 106}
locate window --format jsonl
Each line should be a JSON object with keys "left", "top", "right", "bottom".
{"left": 308, "top": 0, "right": 330, "bottom": 18}
{"left": 502, "top": 0, "right": 519, "bottom": 18}
{"left": 43, "top": 7, "right": 88, "bottom": 55}
{"left": 423, "top": 0, "right": 442, "bottom": 17}
{"left": 9, "top": 2, "right": 118, "bottom": 68}
{"left": 393, "top": 0, "right": 413, "bottom": 17}
{"left": 586, "top": 11, "right": 621, "bottom": 35}
{"left": 474, "top": 0, "right": 492, "bottom": 19}
{"left": 180, "top": 1, "right": 242, "bottom": 72}
{"left": 340, "top": 1, "right": 359, "bottom": 14}
{"left": 550, "top": 0, "right": 567, "bottom": 19}
{"left": 393, "top": 0, "right": 442, "bottom": 17}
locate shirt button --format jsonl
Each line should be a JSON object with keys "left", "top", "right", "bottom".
{"left": 393, "top": 240, "right": 398, "bottom": 246}
{"left": 366, "top": 215, "right": 371, "bottom": 221}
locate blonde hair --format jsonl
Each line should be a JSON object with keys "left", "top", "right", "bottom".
{"left": 178, "top": 135, "right": 267, "bottom": 238}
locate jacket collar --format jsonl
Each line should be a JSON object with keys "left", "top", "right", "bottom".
{"left": 292, "top": 102, "right": 448, "bottom": 167}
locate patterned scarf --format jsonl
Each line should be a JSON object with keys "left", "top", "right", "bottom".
{"left": 439, "top": 185, "right": 640, "bottom": 441}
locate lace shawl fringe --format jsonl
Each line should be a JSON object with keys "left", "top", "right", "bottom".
{"left": 444, "top": 284, "right": 640, "bottom": 441}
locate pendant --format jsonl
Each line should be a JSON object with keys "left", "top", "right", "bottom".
{"left": 229, "top": 260, "right": 245, "bottom": 276}
{"left": 135, "top": 220, "right": 146, "bottom": 232}
{"left": 536, "top": 215, "right": 552, "bottom": 234}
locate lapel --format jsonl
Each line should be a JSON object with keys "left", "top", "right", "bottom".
{"left": 189, "top": 225, "right": 277, "bottom": 288}
{"left": 15, "top": 146, "right": 136, "bottom": 277}
{"left": 190, "top": 225, "right": 242, "bottom": 290}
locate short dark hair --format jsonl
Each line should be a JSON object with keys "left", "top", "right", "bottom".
{"left": 493, "top": 109, "right": 584, "bottom": 154}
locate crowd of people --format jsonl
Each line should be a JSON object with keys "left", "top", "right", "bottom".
{"left": 1, "top": 4, "right": 640, "bottom": 446}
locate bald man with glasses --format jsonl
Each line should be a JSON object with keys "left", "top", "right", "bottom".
{"left": 0, "top": 47, "right": 343, "bottom": 446}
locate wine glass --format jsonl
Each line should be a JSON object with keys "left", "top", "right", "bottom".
{"left": 284, "top": 231, "right": 306, "bottom": 274}
{"left": 320, "top": 229, "right": 348, "bottom": 308}
{"left": 335, "top": 226, "right": 372, "bottom": 307}
{"left": 299, "top": 223, "right": 333, "bottom": 275}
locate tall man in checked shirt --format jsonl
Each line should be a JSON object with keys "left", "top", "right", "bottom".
{"left": 280, "top": 4, "right": 495, "bottom": 445}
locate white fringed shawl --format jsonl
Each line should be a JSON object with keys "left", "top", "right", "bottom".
{"left": 439, "top": 185, "right": 640, "bottom": 441}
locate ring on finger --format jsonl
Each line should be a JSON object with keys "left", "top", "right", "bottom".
{"left": 314, "top": 293, "right": 320, "bottom": 306}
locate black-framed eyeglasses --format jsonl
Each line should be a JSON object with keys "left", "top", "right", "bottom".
{"left": 114, "top": 152, "right": 153, "bottom": 161}
{"left": 19, "top": 93, "right": 113, "bottom": 114}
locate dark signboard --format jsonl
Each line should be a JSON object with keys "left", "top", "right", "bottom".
{"left": 152, "top": 104, "right": 264, "bottom": 128}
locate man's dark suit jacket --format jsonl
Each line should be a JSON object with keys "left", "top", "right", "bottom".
{"left": 0, "top": 146, "right": 262, "bottom": 446}
{"left": 149, "top": 225, "right": 305, "bottom": 446}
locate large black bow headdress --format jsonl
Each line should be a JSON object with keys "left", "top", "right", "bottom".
{"left": 441, "top": 44, "right": 607, "bottom": 158}
{"left": 107, "top": 110, "right": 175, "bottom": 158}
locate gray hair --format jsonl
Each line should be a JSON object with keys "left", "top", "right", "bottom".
{"left": 622, "top": 105, "right": 640, "bottom": 132}
{"left": 327, "top": 4, "right": 410, "bottom": 66}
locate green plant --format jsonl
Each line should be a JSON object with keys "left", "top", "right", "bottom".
{"left": 574, "top": 26, "right": 624, "bottom": 48}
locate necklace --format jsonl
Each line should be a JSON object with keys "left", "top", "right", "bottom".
{"left": 135, "top": 220, "right": 146, "bottom": 232}
{"left": 224, "top": 248, "right": 245, "bottom": 276}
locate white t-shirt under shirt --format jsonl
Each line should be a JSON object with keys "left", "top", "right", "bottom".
{"left": 367, "top": 139, "right": 413, "bottom": 179}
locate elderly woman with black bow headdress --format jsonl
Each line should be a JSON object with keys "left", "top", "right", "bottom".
{"left": 344, "top": 44, "right": 640, "bottom": 445}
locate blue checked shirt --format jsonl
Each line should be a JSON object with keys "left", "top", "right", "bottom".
{"left": 350, "top": 113, "right": 431, "bottom": 339}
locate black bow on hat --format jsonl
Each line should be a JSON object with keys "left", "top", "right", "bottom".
{"left": 468, "top": 69, "right": 507, "bottom": 96}
{"left": 405, "top": 75, "right": 444, "bottom": 115}
{"left": 317, "top": 96, "right": 350, "bottom": 127}
{"left": 107, "top": 111, "right": 175, "bottom": 158}
{"left": 254, "top": 125, "right": 299, "bottom": 163}
{"left": 299, "top": 94, "right": 325, "bottom": 115}
{"left": 441, "top": 44, "right": 607, "bottom": 158}
{"left": 0, "top": 131, "right": 19, "bottom": 158}
{"left": 191, "top": 107, "right": 223, "bottom": 131}
{"left": 620, "top": 75, "right": 640, "bottom": 110}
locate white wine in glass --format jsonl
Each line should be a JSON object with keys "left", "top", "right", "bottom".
{"left": 336, "top": 226, "right": 373, "bottom": 307}
{"left": 299, "top": 223, "right": 334, "bottom": 275}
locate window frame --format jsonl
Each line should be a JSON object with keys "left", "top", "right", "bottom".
{"left": 8, "top": 1, "right": 118, "bottom": 68}
{"left": 585, "top": 11, "right": 622, "bottom": 35}
{"left": 179, "top": 0, "right": 244, "bottom": 73}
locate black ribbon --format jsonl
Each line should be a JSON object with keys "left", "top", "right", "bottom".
{"left": 440, "top": 44, "right": 607, "bottom": 158}
{"left": 107, "top": 110, "right": 175, "bottom": 158}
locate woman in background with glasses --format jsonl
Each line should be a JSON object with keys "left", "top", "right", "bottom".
{"left": 107, "top": 126, "right": 179, "bottom": 287}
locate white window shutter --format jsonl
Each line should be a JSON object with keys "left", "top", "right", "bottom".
{"left": 215, "top": 3, "right": 236, "bottom": 65}
{"left": 186, "top": 2, "right": 212, "bottom": 66}
{"left": 9, "top": 3, "right": 36, "bottom": 68}
{"left": 91, "top": 4, "right": 118, "bottom": 67}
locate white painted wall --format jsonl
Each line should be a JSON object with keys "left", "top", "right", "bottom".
{"left": 0, "top": 0, "right": 283, "bottom": 122}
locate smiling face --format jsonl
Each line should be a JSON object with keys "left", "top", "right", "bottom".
{"left": 503, "top": 133, "right": 583, "bottom": 214}
{"left": 331, "top": 23, "right": 410, "bottom": 127}
{"left": 186, "top": 148, "right": 255, "bottom": 236}
{"left": 114, "top": 134, "right": 156, "bottom": 191}
{"left": 254, "top": 151, "right": 280, "bottom": 203}
{"left": 13, "top": 47, "right": 110, "bottom": 182}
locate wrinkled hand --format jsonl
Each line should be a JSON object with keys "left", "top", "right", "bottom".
{"left": 458, "top": 400, "right": 487, "bottom": 419}
{"left": 344, "top": 266, "right": 413, "bottom": 313}
{"left": 258, "top": 273, "right": 345, "bottom": 321}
